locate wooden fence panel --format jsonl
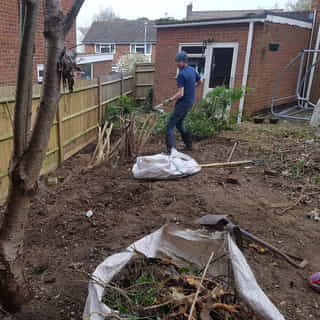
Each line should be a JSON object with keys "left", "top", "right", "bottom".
{"left": 0, "top": 75, "right": 135, "bottom": 202}
{"left": 135, "top": 63, "right": 155, "bottom": 102}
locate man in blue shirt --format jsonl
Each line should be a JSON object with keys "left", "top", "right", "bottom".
{"left": 166, "top": 51, "right": 202, "bottom": 153}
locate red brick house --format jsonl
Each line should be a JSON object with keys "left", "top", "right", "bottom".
{"left": 83, "top": 19, "right": 157, "bottom": 68}
{"left": 154, "top": 5, "right": 316, "bottom": 117}
{"left": 0, "top": 0, "right": 76, "bottom": 87}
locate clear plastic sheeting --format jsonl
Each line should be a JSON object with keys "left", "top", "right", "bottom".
{"left": 132, "top": 149, "right": 201, "bottom": 180}
{"left": 83, "top": 225, "right": 285, "bottom": 320}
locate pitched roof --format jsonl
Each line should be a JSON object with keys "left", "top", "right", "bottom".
{"left": 187, "top": 9, "right": 282, "bottom": 21}
{"left": 83, "top": 20, "right": 157, "bottom": 44}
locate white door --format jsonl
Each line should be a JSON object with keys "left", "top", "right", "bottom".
{"left": 203, "top": 43, "right": 239, "bottom": 96}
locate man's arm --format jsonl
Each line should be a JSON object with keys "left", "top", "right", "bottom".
{"left": 195, "top": 71, "right": 202, "bottom": 87}
{"left": 166, "top": 72, "right": 185, "bottom": 103}
{"left": 168, "top": 87, "right": 184, "bottom": 102}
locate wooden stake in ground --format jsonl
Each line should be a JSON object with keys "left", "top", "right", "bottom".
{"left": 188, "top": 251, "right": 215, "bottom": 320}
{"left": 227, "top": 142, "right": 238, "bottom": 162}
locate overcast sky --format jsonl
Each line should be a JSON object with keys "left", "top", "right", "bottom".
{"left": 78, "top": 0, "right": 289, "bottom": 27}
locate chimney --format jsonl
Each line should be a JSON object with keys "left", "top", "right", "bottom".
{"left": 312, "top": 0, "right": 320, "bottom": 10}
{"left": 186, "top": 3, "right": 193, "bottom": 20}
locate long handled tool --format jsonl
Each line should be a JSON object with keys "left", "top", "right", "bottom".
{"left": 195, "top": 215, "right": 308, "bottom": 269}
{"left": 198, "top": 160, "right": 265, "bottom": 168}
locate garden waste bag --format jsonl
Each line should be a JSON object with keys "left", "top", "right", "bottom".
{"left": 132, "top": 148, "right": 201, "bottom": 180}
{"left": 83, "top": 224, "right": 285, "bottom": 320}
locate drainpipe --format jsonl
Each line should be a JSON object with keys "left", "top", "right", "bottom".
{"left": 306, "top": 11, "right": 320, "bottom": 105}
{"left": 144, "top": 21, "right": 148, "bottom": 59}
{"left": 237, "top": 21, "right": 254, "bottom": 123}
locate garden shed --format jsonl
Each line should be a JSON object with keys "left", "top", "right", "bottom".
{"left": 154, "top": 6, "right": 315, "bottom": 117}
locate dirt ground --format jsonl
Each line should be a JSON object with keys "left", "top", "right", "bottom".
{"left": 1, "top": 121, "right": 320, "bottom": 320}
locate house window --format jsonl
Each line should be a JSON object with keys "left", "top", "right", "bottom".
{"left": 37, "top": 64, "right": 44, "bottom": 83}
{"left": 95, "top": 44, "right": 115, "bottom": 54}
{"left": 130, "top": 43, "right": 152, "bottom": 55}
{"left": 179, "top": 43, "right": 206, "bottom": 77}
{"left": 80, "top": 63, "right": 93, "bottom": 80}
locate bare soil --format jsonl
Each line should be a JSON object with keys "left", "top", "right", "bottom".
{"left": 1, "top": 121, "right": 320, "bottom": 320}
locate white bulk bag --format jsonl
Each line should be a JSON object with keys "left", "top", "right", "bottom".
{"left": 132, "top": 149, "right": 201, "bottom": 180}
{"left": 83, "top": 224, "right": 285, "bottom": 320}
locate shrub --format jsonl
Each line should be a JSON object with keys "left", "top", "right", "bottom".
{"left": 145, "top": 88, "right": 154, "bottom": 109}
{"left": 104, "top": 95, "right": 140, "bottom": 124}
{"left": 185, "top": 112, "right": 218, "bottom": 138}
{"left": 117, "top": 54, "right": 150, "bottom": 73}
{"left": 200, "top": 86, "right": 246, "bottom": 120}
{"left": 150, "top": 86, "right": 248, "bottom": 139}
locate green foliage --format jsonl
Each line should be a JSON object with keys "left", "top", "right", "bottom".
{"left": 290, "top": 159, "right": 306, "bottom": 178}
{"left": 118, "top": 54, "right": 150, "bottom": 73}
{"left": 312, "top": 175, "right": 320, "bottom": 185}
{"left": 185, "top": 111, "right": 219, "bottom": 138}
{"left": 152, "top": 112, "right": 170, "bottom": 136}
{"left": 145, "top": 88, "right": 154, "bottom": 109}
{"left": 105, "top": 96, "right": 140, "bottom": 124}
{"left": 152, "top": 86, "right": 247, "bottom": 139}
{"left": 186, "top": 86, "right": 246, "bottom": 138}
{"left": 200, "top": 86, "right": 246, "bottom": 120}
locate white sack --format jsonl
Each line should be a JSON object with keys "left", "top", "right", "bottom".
{"left": 83, "top": 224, "right": 285, "bottom": 320}
{"left": 132, "top": 149, "right": 201, "bottom": 180}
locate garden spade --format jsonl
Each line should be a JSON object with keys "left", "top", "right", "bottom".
{"left": 195, "top": 215, "right": 308, "bottom": 269}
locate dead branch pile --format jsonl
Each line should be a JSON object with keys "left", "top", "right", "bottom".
{"left": 89, "top": 113, "right": 158, "bottom": 169}
{"left": 102, "top": 255, "right": 255, "bottom": 320}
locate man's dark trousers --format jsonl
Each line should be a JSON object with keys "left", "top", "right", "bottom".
{"left": 166, "top": 102, "right": 192, "bottom": 152}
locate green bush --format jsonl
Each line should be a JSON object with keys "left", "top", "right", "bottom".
{"left": 200, "top": 86, "right": 246, "bottom": 120}
{"left": 185, "top": 111, "right": 218, "bottom": 138}
{"left": 149, "top": 86, "right": 248, "bottom": 139}
{"left": 145, "top": 88, "right": 154, "bottom": 109}
{"left": 104, "top": 96, "right": 140, "bottom": 124}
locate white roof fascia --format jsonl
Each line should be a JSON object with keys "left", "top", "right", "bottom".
{"left": 266, "top": 14, "right": 312, "bottom": 29}
{"left": 76, "top": 54, "right": 113, "bottom": 65}
{"left": 156, "top": 18, "right": 265, "bottom": 28}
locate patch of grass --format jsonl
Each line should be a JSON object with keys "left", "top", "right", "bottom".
{"left": 272, "top": 127, "right": 314, "bottom": 140}
{"left": 103, "top": 273, "right": 160, "bottom": 318}
{"left": 311, "top": 175, "right": 320, "bottom": 185}
{"left": 290, "top": 159, "right": 306, "bottom": 178}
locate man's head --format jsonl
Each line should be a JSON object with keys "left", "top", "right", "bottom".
{"left": 175, "top": 51, "right": 188, "bottom": 69}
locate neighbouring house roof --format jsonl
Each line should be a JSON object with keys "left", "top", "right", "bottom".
{"left": 187, "top": 9, "right": 282, "bottom": 21}
{"left": 83, "top": 19, "right": 157, "bottom": 44}
{"left": 156, "top": 10, "right": 314, "bottom": 29}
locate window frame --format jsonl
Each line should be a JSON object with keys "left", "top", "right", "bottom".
{"left": 178, "top": 43, "right": 206, "bottom": 77}
{"left": 95, "top": 43, "right": 116, "bottom": 54}
{"left": 130, "top": 43, "right": 152, "bottom": 55}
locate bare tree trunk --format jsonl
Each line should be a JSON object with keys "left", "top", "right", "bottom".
{"left": 0, "top": 0, "right": 84, "bottom": 312}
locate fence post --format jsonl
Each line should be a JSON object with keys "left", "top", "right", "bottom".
{"left": 133, "top": 63, "right": 137, "bottom": 99}
{"left": 120, "top": 72, "right": 124, "bottom": 96}
{"left": 56, "top": 97, "right": 64, "bottom": 165}
{"left": 97, "top": 77, "right": 102, "bottom": 124}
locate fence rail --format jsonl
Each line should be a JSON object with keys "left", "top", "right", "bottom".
{"left": 0, "top": 74, "right": 136, "bottom": 202}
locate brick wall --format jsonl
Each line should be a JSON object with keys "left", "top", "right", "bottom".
{"left": 154, "top": 22, "right": 310, "bottom": 114}
{"left": 246, "top": 22, "right": 310, "bottom": 113}
{"left": 154, "top": 23, "right": 249, "bottom": 106}
{"left": 0, "top": 0, "right": 76, "bottom": 87}
{"left": 93, "top": 61, "right": 112, "bottom": 78}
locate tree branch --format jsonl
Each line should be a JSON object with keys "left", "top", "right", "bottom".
{"left": 14, "top": 0, "right": 39, "bottom": 159}
{"left": 63, "top": 0, "right": 85, "bottom": 36}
